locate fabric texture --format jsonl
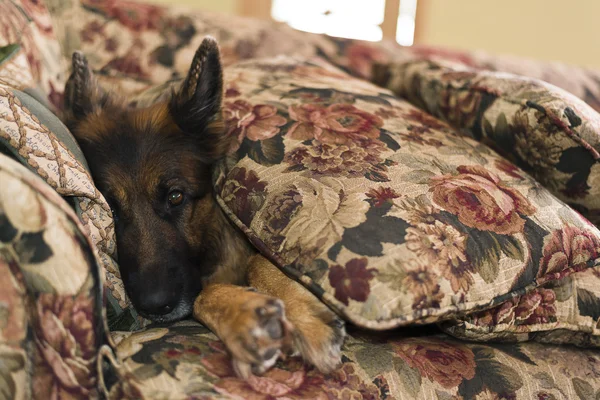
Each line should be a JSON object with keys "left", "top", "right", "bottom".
{"left": 207, "top": 56, "right": 600, "bottom": 336}
{"left": 40, "top": 0, "right": 600, "bottom": 332}
{"left": 0, "top": 0, "right": 65, "bottom": 109}
{"left": 0, "top": 153, "right": 109, "bottom": 400}
{"left": 108, "top": 320, "right": 600, "bottom": 400}
{"left": 0, "top": 80, "right": 144, "bottom": 331}
{"left": 2, "top": 1, "right": 600, "bottom": 399}
{"left": 45, "top": 0, "right": 600, "bottom": 114}
{"left": 442, "top": 266, "right": 600, "bottom": 346}
{"left": 373, "top": 58, "right": 600, "bottom": 227}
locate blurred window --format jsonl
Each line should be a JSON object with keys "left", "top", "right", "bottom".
{"left": 272, "top": 0, "right": 417, "bottom": 44}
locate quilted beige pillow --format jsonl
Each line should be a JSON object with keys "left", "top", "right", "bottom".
{"left": 211, "top": 56, "right": 600, "bottom": 330}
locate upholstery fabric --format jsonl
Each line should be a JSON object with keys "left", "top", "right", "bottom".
{"left": 0, "top": 154, "right": 109, "bottom": 400}
{"left": 39, "top": 0, "right": 600, "bottom": 333}
{"left": 209, "top": 56, "right": 600, "bottom": 335}
{"left": 0, "top": 0, "right": 65, "bottom": 109}
{"left": 442, "top": 267, "right": 600, "bottom": 346}
{"left": 2, "top": 1, "right": 600, "bottom": 399}
{"left": 108, "top": 320, "right": 600, "bottom": 400}
{"left": 373, "top": 59, "right": 600, "bottom": 227}
{"left": 45, "top": 0, "right": 600, "bottom": 113}
{"left": 0, "top": 80, "right": 144, "bottom": 331}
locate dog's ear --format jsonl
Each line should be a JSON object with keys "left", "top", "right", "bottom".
{"left": 63, "top": 52, "right": 111, "bottom": 127}
{"left": 170, "top": 37, "right": 229, "bottom": 162}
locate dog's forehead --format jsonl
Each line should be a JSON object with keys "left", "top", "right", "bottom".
{"left": 99, "top": 140, "right": 208, "bottom": 199}
{"left": 83, "top": 106, "right": 209, "bottom": 203}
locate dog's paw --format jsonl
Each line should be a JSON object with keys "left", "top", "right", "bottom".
{"left": 290, "top": 302, "right": 346, "bottom": 374}
{"left": 223, "top": 290, "right": 295, "bottom": 378}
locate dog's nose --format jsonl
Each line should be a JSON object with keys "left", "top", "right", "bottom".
{"left": 138, "top": 291, "right": 177, "bottom": 316}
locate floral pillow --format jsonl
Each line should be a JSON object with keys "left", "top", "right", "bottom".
{"left": 372, "top": 59, "right": 600, "bottom": 228}
{"left": 442, "top": 266, "right": 600, "bottom": 347}
{"left": 212, "top": 56, "right": 600, "bottom": 330}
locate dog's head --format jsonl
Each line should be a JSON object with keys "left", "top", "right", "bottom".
{"left": 63, "top": 38, "right": 236, "bottom": 322}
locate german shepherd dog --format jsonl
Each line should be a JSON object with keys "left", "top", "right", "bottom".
{"left": 62, "top": 38, "right": 345, "bottom": 377}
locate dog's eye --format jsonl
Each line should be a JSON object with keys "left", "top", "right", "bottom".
{"left": 168, "top": 190, "right": 184, "bottom": 207}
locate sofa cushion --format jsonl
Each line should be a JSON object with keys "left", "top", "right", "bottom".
{"left": 0, "top": 153, "right": 109, "bottom": 399}
{"left": 207, "top": 56, "right": 600, "bottom": 330}
{"left": 442, "top": 266, "right": 600, "bottom": 346}
{"left": 373, "top": 59, "right": 600, "bottom": 227}
{"left": 107, "top": 320, "right": 600, "bottom": 399}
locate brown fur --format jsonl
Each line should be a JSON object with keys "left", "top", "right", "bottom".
{"left": 63, "top": 37, "right": 344, "bottom": 378}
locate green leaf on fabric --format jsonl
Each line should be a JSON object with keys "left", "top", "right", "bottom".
{"left": 573, "top": 377, "right": 595, "bottom": 400}
{"left": 354, "top": 343, "right": 395, "bottom": 378}
{"left": 240, "top": 135, "right": 285, "bottom": 166}
{"left": 486, "top": 343, "right": 536, "bottom": 366}
{"left": 340, "top": 203, "right": 410, "bottom": 257}
{"left": 495, "top": 234, "right": 525, "bottom": 261}
{"left": 511, "top": 218, "right": 548, "bottom": 291}
{"left": 459, "top": 346, "right": 523, "bottom": 398}
{"left": 0, "top": 213, "right": 17, "bottom": 243}
{"left": 402, "top": 169, "right": 435, "bottom": 184}
{"left": 20, "top": 267, "right": 56, "bottom": 294}
{"left": 327, "top": 242, "right": 342, "bottom": 262}
{"left": 13, "top": 231, "right": 53, "bottom": 264}
{"left": 392, "top": 153, "right": 431, "bottom": 169}
{"left": 133, "top": 364, "right": 163, "bottom": 381}
{"left": 365, "top": 168, "right": 390, "bottom": 182}
{"left": 379, "top": 129, "right": 400, "bottom": 151}
{"left": 482, "top": 113, "right": 516, "bottom": 156}
{"left": 533, "top": 372, "right": 555, "bottom": 389}
{"left": 480, "top": 359, "right": 523, "bottom": 394}
{"left": 0, "top": 349, "right": 25, "bottom": 400}
{"left": 0, "top": 44, "right": 20, "bottom": 66}
{"left": 545, "top": 276, "right": 573, "bottom": 302}
{"left": 376, "top": 261, "right": 408, "bottom": 291}
{"left": 466, "top": 231, "right": 500, "bottom": 283}
{"left": 304, "top": 259, "right": 329, "bottom": 282}
{"left": 393, "top": 357, "right": 421, "bottom": 398}
{"left": 577, "top": 288, "right": 600, "bottom": 320}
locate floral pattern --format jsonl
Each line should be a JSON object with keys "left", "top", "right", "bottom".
{"left": 442, "top": 265, "right": 600, "bottom": 348}
{"left": 106, "top": 320, "right": 600, "bottom": 400}
{"left": 394, "top": 338, "right": 476, "bottom": 389}
{"left": 328, "top": 258, "right": 376, "bottom": 306}
{"left": 430, "top": 165, "right": 536, "bottom": 235}
{"left": 33, "top": 293, "right": 98, "bottom": 399}
{"left": 225, "top": 100, "right": 287, "bottom": 144}
{"left": 374, "top": 59, "right": 600, "bottom": 228}
{"left": 4, "top": 0, "right": 600, "bottom": 398}
{"left": 287, "top": 103, "right": 383, "bottom": 144}
{"left": 210, "top": 56, "right": 600, "bottom": 333}
{"left": 0, "top": 0, "right": 63, "bottom": 107}
{"left": 0, "top": 154, "right": 108, "bottom": 399}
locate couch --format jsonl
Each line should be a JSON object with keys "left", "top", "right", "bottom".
{"left": 1, "top": 0, "right": 600, "bottom": 399}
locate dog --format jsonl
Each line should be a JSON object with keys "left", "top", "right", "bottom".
{"left": 62, "top": 37, "right": 345, "bottom": 378}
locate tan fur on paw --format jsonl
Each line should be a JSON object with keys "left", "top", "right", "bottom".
{"left": 194, "top": 285, "right": 295, "bottom": 378}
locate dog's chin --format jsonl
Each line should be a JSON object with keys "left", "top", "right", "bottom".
{"left": 139, "top": 300, "right": 193, "bottom": 324}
